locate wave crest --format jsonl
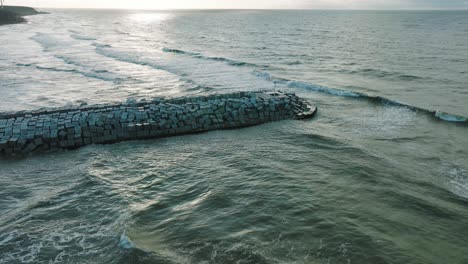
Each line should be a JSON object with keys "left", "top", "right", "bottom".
{"left": 435, "top": 111, "right": 468, "bottom": 122}
{"left": 341, "top": 68, "right": 424, "bottom": 81}
{"left": 251, "top": 70, "right": 468, "bottom": 124}
{"left": 70, "top": 34, "right": 97, "bottom": 41}
{"left": 252, "top": 70, "right": 361, "bottom": 97}
{"left": 162, "top": 47, "right": 200, "bottom": 56}
{"left": 162, "top": 47, "right": 268, "bottom": 68}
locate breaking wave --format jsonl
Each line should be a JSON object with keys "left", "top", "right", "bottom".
{"left": 162, "top": 47, "right": 200, "bottom": 56}
{"left": 161, "top": 46, "right": 464, "bottom": 123}
{"left": 95, "top": 47, "right": 179, "bottom": 75}
{"left": 162, "top": 47, "right": 269, "bottom": 68}
{"left": 16, "top": 63, "right": 124, "bottom": 83}
{"left": 119, "top": 232, "right": 135, "bottom": 250}
{"left": 440, "top": 161, "right": 468, "bottom": 199}
{"left": 92, "top": 42, "right": 112, "bottom": 48}
{"left": 30, "top": 32, "right": 62, "bottom": 51}
{"left": 285, "top": 60, "right": 303, "bottom": 65}
{"left": 161, "top": 47, "right": 440, "bottom": 115}
{"left": 70, "top": 34, "right": 97, "bottom": 41}
{"left": 435, "top": 111, "right": 468, "bottom": 123}
{"left": 252, "top": 70, "right": 468, "bottom": 124}
{"left": 252, "top": 70, "right": 361, "bottom": 97}
{"left": 94, "top": 46, "right": 212, "bottom": 92}
{"left": 339, "top": 68, "right": 424, "bottom": 81}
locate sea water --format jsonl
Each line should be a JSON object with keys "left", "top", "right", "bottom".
{"left": 0, "top": 9, "right": 467, "bottom": 264}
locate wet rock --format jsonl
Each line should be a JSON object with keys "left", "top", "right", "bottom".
{"left": 0, "top": 91, "right": 316, "bottom": 155}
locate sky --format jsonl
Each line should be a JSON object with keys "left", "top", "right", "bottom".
{"left": 5, "top": 0, "right": 468, "bottom": 10}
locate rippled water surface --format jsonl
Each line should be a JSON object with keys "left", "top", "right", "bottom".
{"left": 0, "top": 9, "right": 468, "bottom": 264}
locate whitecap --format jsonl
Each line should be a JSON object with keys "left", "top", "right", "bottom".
{"left": 119, "top": 232, "right": 135, "bottom": 250}
{"left": 441, "top": 161, "right": 468, "bottom": 199}
{"left": 70, "top": 34, "right": 97, "bottom": 41}
{"left": 250, "top": 70, "right": 468, "bottom": 124}
{"left": 435, "top": 111, "right": 468, "bottom": 123}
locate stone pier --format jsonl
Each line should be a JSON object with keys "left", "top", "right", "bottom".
{"left": 0, "top": 91, "right": 317, "bottom": 155}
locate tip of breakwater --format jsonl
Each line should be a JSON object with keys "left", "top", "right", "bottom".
{"left": 0, "top": 91, "right": 316, "bottom": 156}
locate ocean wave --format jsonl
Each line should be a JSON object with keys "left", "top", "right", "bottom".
{"left": 94, "top": 46, "right": 223, "bottom": 93}
{"left": 435, "top": 111, "right": 468, "bottom": 122}
{"left": 115, "top": 29, "right": 131, "bottom": 35}
{"left": 342, "top": 68, "right": 424, "bottom": 81}
{"left": 55, "top": 54, "right": 87, "bottom": 68}
{"left": 287, "top": 80, "right": 362, "bottom": 97}
{"left": 162, "top": 47, "right": 200, "bottom": 56}
{"left": 367, "top": 97, "right": 467, "bottom": 123}
{"left": 372, "top": 135, "right": 430, "bottom": 143}
{"left": 180, "top": 76, "right": 216, "bottom": 92}
{"left": 95, "top": 47, "right": 176, "bottom": 74}
{"left": 185, "top": 84, "right": 215, "bottom": 92}
{"left": 53, "top": 53, "right": 136, "bottom": 83}
{"left": 30, "top": 32, "right": 61, "bottom": 51}
{"left": 36, "top": 66, "right": 118, "bottom": 82}
{"left": 0, "top": 232, "right": 15, "bottom": 246}
{"left": 16, "top": 63, "right": 121, "bottom": 83}
{"left": 252, "top": 70, "right": 361, "bottom": 97}
{"left": 285, "top": 60, "right": 302, "bottom": 65}
{"left": 251, "top": 70, "right": 468, "bottom": 124}
{"left": 92, "top": 42, "right": 112, "bottom": 48}
{"left": 162, "top": 47, "right": 268, "bottom": 68}
{"left": 440, "top": 161, "right": 468, "bottom": 199}
{"left": 251, "top": 70, "right": 292, "bottom": 84}
{"left": 197, "top": 55, "right": 257, "bottom": 67}
{"left": 119, "top": 232, "right": 135, "bottom": 250}
{"left": 70, "top": 34, "right": 96, "bottom": 41}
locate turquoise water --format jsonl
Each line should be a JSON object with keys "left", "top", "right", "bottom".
{"left": 0, "top": 10, "right": 467, "bottom": 264}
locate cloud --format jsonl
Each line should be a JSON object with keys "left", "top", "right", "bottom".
{"left": 299, "top": 0, "right": 468, "bottom": 9}
{"left": 6, "top": 0, "right": 468, "bottom": 9}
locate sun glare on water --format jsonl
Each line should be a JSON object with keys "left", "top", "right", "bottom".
{"left": 129, "top": 13, "right": 173, "bottom": 23}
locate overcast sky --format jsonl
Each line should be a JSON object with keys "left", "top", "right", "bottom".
{"left": 6, "top": 0, "right": 468, "bottom": 10}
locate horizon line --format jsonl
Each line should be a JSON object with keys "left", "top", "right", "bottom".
{"left": 21, "top": 6, "right": 468, "bottom": 12}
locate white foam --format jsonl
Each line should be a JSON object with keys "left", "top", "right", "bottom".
{"left": 435, "top": 111, "right": 468, "bottom": 123}
{"left": 30, "top": 33, "right": 64, "bottom": 51}
{"left": 346, "top": 105, "right": 417, "bottom": 138}
{"left": 251, "top": 70, "right": 468, "bottom": 124}
{"left": 287, "top": 80, "right": 361, "bottom": 97}
{"left": 119, "top": 232, "right": 135, "bottom": 250}
{"left": 446, "top": 164, "right": 468, "bottom": 199}
{"left": 70, "top": 34, "right": 97, "bottom": 41}
{"left": 251, "top": 70, "right": 361, "bottom": 97}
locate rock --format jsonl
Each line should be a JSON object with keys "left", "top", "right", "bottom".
{"left": 0, "top": 91, "right": 316, "bottom": 155}
{"left": 125, "top": 98, "right": 138, "bottom": 106}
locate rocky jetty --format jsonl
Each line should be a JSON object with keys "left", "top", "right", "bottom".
{"left": 0, "top": 91, "right": 317, "bottom": 155}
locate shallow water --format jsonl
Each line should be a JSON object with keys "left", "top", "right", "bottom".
{"left": 0, "top": 9, "right": 467, "bottom": 264}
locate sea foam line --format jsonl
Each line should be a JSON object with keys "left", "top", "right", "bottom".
{"left": 16, "top": 62, "right": 125, "bottom": 83}
{"left": 101, "top": 44, "right": 468, "bottom": 124}
{"left": 252, "top": 70, "right": 468, "bottom": 124}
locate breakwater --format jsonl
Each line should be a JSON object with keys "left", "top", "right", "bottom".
{"left": 0, "top": 91, "right": 316, "bottom": 155}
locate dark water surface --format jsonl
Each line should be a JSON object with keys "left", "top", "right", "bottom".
{"left": 0, "top": 10, "right": 467, "bottom": 264}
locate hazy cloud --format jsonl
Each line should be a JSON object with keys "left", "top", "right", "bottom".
{"left": 300, "top": 0, "right": 468, "bottom": 9}
{"left": 6, "top": 0, "right": 468, "bottom": 9}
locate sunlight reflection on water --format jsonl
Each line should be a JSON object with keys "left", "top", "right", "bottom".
{"left": 128, "top": 13, "right": 173, "bottom": 23}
